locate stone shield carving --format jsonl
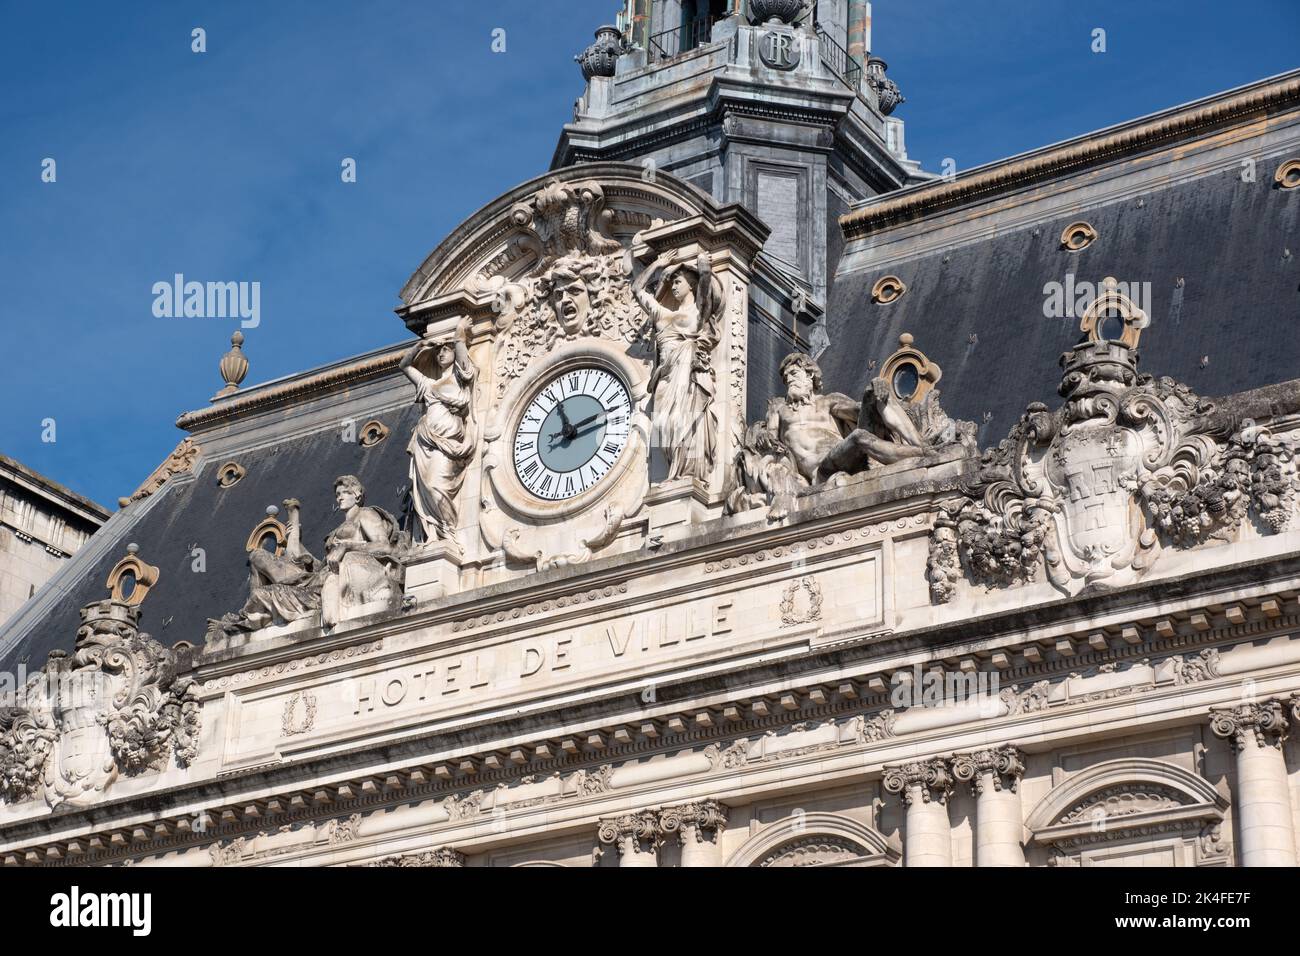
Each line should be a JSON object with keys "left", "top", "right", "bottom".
{"left": 0, "top": 600, "right": 200, "bottom": 808}
{"left": 929, "top": 337, "right": 1300, "bottom": 602}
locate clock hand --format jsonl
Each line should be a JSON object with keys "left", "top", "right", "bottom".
{"left": 571, "top": 413, "right": 606, "bottom": 431}
{"left": 553, "top": 399, "right": 578, "bottom": 441}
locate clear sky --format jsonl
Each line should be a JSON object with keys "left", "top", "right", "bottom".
{"left": 1, "top": 0, "right": 1295, "bottom": 509}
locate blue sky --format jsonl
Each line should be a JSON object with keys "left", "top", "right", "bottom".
{"left": 1, "top": 0, "right": 1295, "bottom": 509}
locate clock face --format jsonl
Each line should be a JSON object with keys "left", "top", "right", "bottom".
{"left": 513, "top": 367, "right": 632, "bottom": 501}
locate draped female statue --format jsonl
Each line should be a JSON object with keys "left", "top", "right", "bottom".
{"left": 400, "top": 317, "right": 478, "bottom": 546}
{"left": 632, "top": 253, "right": 723, "bottom": 483}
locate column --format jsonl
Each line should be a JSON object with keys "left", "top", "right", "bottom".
{"left": 952, "top": 745, "right": 1026, "bottom": 867}
{"left": 883, "top": 758, "right": 954, "bottom": 867}
{"left": 846, "top": 0, "right": 869, "bottom": 62}
{"left": 597, "top": 810, "right": 663, "bottom": 867}
{"left": 1210, "top": 699, "right": 1297, "bottom": 867}
{"left": 662, "top": 800, "right": 728, "bottom": 866}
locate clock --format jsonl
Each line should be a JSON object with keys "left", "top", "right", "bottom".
{"left": 512, "top": 366, "right": 632, "bottom": 501}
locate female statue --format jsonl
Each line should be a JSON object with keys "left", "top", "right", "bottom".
{"left": 320, "top": 475, "right": 405, "bottom": 629}
{"left": 632, "top": 252, "right": 723, "bottom": 483}
{"left": 400, "top": 317, "right": 478, "bottom": 546}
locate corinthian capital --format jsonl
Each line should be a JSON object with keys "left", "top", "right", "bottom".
{"left": 952, "top": 745, "right": 1026, "bottom": 795}
{"left": 883, "top": 758, "right": 954, "bottom": 806}
{"left": 660, "top": 800, "right": 729, "bottom": 845}
{"left": 597, "top": 810, "right": 664, "bottom": 857}
{"left": 1209, "top": 699, "right": 1290, "bottom": 752}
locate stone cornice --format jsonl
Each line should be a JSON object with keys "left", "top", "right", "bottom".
{"left": 175, "top": 347, "right": 407, "bottom": 433}
{"left": 6, "top": 580, "right": 1296, "bottom": 867}
{"left": 840, "top": 70, "right": 1300, "bottom": 239}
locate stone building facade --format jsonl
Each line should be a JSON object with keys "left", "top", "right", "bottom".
{"left": 1, "top": 3, "right": 1299, "bottom": 868}
{"left": 0, "top": 456, "right": 107, "bottom": 629}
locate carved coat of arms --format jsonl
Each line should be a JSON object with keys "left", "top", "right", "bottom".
{"left": 0, "top": 600, "right": 200, "bottom": 808}
{"left": 928, "top": 335, "right": 1299, "bottom": 602}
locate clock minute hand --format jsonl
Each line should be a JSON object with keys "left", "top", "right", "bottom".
{"left": 571, "top": 413, "right": 606, "bottom": 430}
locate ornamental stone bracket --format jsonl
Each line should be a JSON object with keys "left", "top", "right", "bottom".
{"left": 119, "top": 438, "right": 200, "bottom": 508}
{"left": 0, "top": 600, "right": 201, "bottom": 810}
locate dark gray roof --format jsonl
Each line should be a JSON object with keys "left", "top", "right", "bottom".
{"left": 0, "top": 402, "right": 423, "bottom": 672}
{"left": 819, "top": 155, "right": 1300, "bottom": 445}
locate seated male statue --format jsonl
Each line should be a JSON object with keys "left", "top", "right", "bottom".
{"left": 769, "top": 353, "right": 930, "bottom": 484}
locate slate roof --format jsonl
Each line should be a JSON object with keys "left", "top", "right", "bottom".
{"left": 0, "top": 399, "right": 424, "bottom": 673}
{"left": 820, "top": 152, "right": 1300, "bottom": 448}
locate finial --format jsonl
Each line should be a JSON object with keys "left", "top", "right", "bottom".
{"left": 215, "top": 331, "right": 249, "bottom": 400}
{"left": 266, "top": 505, "right": 279, "bottom": 517}
{"left": 899, "top": 332, "right": 914, "bottom": 347}
{"left": 126, "top": 542, "right": 139, "bottom": 555}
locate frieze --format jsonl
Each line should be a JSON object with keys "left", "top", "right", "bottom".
{"left": 452, "top": 583, "right": 629, "bottom": 633}
{"left": 1170, "top": 649, "right": 1222, "bottom": 686}
{"left": 203, "top": 639, "right": 384, "bottom": 692}
{"left": 703, "top": 517, "right": 925, "bottom": 573}
{"left": 759, "top": 836, "right": 862, "bottom": 868}
{"left": 1059, "top": 784, "right": 1185, "bottom": 824}
{"left": 368, "top": 848, "right": 465, "bottom": 868}
{"left": 326, "top": 813, "right": 363, "bottom": 845}
{"left": 14, "top": 593, "right": 1292, "bottom": 865}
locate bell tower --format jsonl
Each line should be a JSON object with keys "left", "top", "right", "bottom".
{"left": 555, "top": 0, "right": 928, "bottom": 314}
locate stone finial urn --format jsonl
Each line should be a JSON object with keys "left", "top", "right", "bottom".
{"left": 748, "top": 0, "right": 805, "bottom": 25}
{"left": 866, "top": 56, "right": 905, "bottom": 115}
{"left": 217, "top": 331, "right": 248, "bottom": 397}
{"left": 576, "top": 25, "right": 626, "bottom": 80}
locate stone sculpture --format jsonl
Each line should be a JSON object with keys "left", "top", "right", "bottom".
{"left": 0, "top": 600, "right": 200, "bottom": 808}
{"left": 728, "top": 351, "right": 970, "bottom": 519}
{"left": 402, "top": 316, "right": 478, "bottom": 546}
{"left": 319, "top": 475, "right": 407, "bottom": 630}
{"left": 207, "top": 477, "right": 408, "bottom": 639}
{"left": 486, "top": 181, "right": 647, "bottom": 400}
{"left": 633, "top": 252, "right": 725, "bottom": 483}
{"left": 928, "top": 336, "right": 1300, "bottom": 603}
{"left": 233, "top": 498, "right": 320, "bottom": 631}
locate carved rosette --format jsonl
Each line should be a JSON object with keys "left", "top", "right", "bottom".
{"left": 1209, "top": 700, "right": 1291, "bottom": 752}
{"left": 597, "top": 810, "right": 664, "bottom": 857}
{"left": 882, "top": 758, "right": 953, "bottom": 807}
{"left": 0, "top": 600, "right": 201, "bottom": 808}
{"left": 661, "top": 800, "right": 728, "bottom": 846}
{"left": 952, "top": 745, "right": 1026, "bottom": 795}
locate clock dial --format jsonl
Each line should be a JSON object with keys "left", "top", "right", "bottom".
{"left": 513, "top": 367, "right": 632, "bottom": 501}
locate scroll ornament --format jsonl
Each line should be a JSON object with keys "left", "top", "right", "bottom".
{"left": 928, "top": 339, "right": 1300, "bottom": 603}
{"left": 0, "top": 600, "right": 200, "bottom": 808}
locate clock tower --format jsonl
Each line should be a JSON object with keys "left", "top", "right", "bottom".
{"left": 555, "top": 1, "right": 928, "bottom": 313}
